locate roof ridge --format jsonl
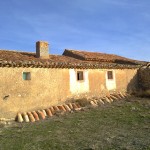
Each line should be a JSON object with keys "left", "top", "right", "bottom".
{"left": 0, "top": 49, "right": 34, "bottom": 53}
{"left": 65, "top": 49, "right": 125, "bottom": 57}
{"left": 65, "top": 49, "right": 104, "bottom": 53}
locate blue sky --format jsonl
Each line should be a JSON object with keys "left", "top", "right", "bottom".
{"left": 0, "top": 0, "right": 150, "bottom": 61}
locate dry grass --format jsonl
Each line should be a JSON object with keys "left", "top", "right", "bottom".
{"left": 0, "top": 97, "right": 150, "bottom": 150}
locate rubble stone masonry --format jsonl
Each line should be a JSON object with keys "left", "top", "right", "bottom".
{"left": 138, "top": 68, "right": 150, "bottom": 90}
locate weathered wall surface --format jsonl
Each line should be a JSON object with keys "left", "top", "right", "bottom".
{"left": 0, "top": 68, "right": 70, "bottom": 118}
{"left": 0, "top": 67, "right": 138, "bottom": 118}
{"left": 69, "top": 69, "right": 89, "bottom": 94}
{"left": 115, "top": 69, "right": 138, "bottom": 93}
{"left": 88, "top": 69, "right": 138, "bottom": 96}
{"left": 88, "top": 69, "right": 107, "bottom": 96}
{"left": 138, "top": 68, "right": 150, "bottom": 90}
{"left": 105, "top": 70, "right": 116, "bottom": 91}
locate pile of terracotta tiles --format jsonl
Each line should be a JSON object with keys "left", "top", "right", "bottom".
{"left": 89, "top": 92, "right": 129, "bottom": 107}
{"left": 16, "top": 103, "right": 81, "bottom": 123}
{"left": 16, "top": 92, "right": 130, "bottom": 123}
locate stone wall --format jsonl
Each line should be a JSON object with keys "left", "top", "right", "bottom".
{"left": 138, "top": 68, "right": 150, "bottom": 90}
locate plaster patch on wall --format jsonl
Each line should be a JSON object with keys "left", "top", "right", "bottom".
{"left": 105, "top": 70, "right": 116, "bottom": 91}
{"left": 69, "top": 69, "right": 89, "bottom": 94}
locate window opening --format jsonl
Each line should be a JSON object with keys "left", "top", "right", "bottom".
{"left": 23, "top": 72, "right": 31, "bottom": 80}
{"left": 77, "top": 71, "right": 84, "bottom": 81}
{"left": 107, "top": 71, "right": 113, "bottom": 79}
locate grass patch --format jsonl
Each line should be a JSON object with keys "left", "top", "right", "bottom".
{"left": 0, "top": 97, "right": 150, "bottom": 150}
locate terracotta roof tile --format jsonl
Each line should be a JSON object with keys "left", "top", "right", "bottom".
{"left": 0, "top": 49, "right": 146, "bottom": 69}
{"left": 63, "top": 49, "right": 145, "bottom": 65}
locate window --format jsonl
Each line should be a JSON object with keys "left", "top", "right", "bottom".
{"left": 23, "top": 72, "right": 31, "bottom": 80}
{"left": 77, "top": 71, "right": 84, "bottom": 81}
{"left": 107, "top": 71, "right": 113, "bottom": 80}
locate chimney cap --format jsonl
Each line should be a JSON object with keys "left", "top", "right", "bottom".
{"left": 36, "top": 41, "right": 49, "bottom": 43}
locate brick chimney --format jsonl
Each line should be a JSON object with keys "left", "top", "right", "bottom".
{"left": 36, "top": 41, "right": 49, "bottom": 59}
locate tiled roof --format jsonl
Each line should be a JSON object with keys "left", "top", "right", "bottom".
{"left": 63, "top": 49, "right": 145, "bottom": 65}
{"left": 0, "top": 49, "right": 146, "bottom": 69}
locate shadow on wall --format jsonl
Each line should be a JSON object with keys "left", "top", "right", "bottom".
{"left": 127, "top": 73, "right": 138, "bottom": 94}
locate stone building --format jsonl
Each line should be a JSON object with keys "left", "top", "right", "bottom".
{"left": 0, "top": 41, "right": 147, "bottom": 118}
